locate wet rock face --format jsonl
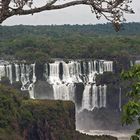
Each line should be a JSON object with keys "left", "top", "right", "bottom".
{"left": 34, "top": 81, "right": 54, "bottom": 99}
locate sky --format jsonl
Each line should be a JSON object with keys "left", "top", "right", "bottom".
{"left": 2, "top": 0, "right": 140, "bottom": 25}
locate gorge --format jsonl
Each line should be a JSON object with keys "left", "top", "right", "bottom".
{"left": 0, "top": 59, "right": 130, "bottom": 132}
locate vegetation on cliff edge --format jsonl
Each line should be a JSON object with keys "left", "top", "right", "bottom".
{"left": 0, "top": 84, "right": 117, "bottom": 140}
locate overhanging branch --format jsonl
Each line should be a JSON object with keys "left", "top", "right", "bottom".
{"left": 0, "top": 0, "right": 134, "bottom": 30}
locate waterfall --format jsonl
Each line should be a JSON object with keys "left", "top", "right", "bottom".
{"left": 53, "top": 83, "right": 75, "bottom": 100}
{"left": 49, "top": 61, "right": 61, "bottom": 84}
{"left": 20, "top": 64, "right": 29, "bottom": 90}
{"left": 68, "top": 83, "right": 75, "bottom": 101}
{"left": 6, "top": 64, "right": 13, "bottom": 84}
{"left": 103, "top": 84, "right": 107, "bottom": 108}
{"left": 82, "top": 84, "right": 91, "bottom": 110}
{"left": 82, "top": 61, "right": 88, "bottom": 83}
{"left": 99, "top": 85, "right": 103, "bottom": 107}
{"left": 20, "top": 63, "right": 36, "bottom": 97}
{"left": 0, "top": 65, "right": 6, "bottom": 80}
{"left": 119, "top": 87, "right": 122, "bottom": 111}
{"left": 15, "top": 64, "right": 20, "bottom": 82}
{"left": 62, "top": 61, "right": 72, "bottom": 83}
{"left": 27, "top": 63, "right": 36, "bottom": 99}
{"left": 28, "top": 83, "right": 35, "bottom": 99}
{"left": 88, "top": 61, "right": 97, "bottom": 83}
{"left": 99, "top": 85, "right": 107, "bottom": 108}
{"left": 104, "top": 61, "right": 113, "bottom": 72}
{"left": 81, "top": 84, "right": 107, "bottom": 111}
{"left": 31, "top": 63, "right": 36, "bottom": 83}
{"left": 53, "top": 84, "right": 69, "bottom": 100}
{"left": 98, "top": 60, "right": 113, "bottom": 74}
{"left": 93, "top": 60, "right": 97, "bottom": 72}
{"left": 0, "top": 59, "right": 114, "bottom": 110}
{"left": 98, "top": 60, "right": 104, "bottom": 74}
{"left": 62, "top": 61, "right": 82, "bottom": 83}
{"left": 72, "top": 61, "right": 82, "bottom": 83}
{"left": 92, "top": 84, "right": 98, "bottom": 108}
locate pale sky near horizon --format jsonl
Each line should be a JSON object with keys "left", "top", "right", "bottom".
{"left": 2, "top": 0, "right": 140, "bottom": 25}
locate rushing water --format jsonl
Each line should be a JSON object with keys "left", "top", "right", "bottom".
{"left": 0, "top": 59, "right": 113, "bottom": 111}
{"left": 0, "top": 59, "right": 136, "bottom": 137}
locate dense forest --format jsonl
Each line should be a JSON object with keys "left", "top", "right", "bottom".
{"left": 0, "top": 22, "right": 140, "bottom": 62}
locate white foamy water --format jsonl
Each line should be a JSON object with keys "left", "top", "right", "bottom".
{"left": 0, "top": 60, "right": 114, "bottom": 109}
{"left": 79, "top": 130, "right": 134, "bottom": 140}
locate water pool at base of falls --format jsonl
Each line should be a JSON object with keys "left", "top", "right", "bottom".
{"left": 79, "top": 129, "right": 134, "bottom": 140}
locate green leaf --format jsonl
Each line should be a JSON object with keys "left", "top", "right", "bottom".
{"left": 136, "top": 129, "right": 140, "bottom": 136}
{"left": 131, "top": 135, "right": 139, "bottom": 140}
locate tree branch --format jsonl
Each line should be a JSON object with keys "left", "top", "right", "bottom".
{"left": 0, "top": 0, "right": 134, "bottom": 28}
{"left": 10, "top": 0, "right": 89, "bottom": 16}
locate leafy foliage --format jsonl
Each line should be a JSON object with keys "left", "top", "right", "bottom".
{"left": 122, "top": 65, "right": 140, "bottom": 140}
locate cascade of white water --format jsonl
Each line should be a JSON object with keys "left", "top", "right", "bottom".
{"left": 6, "top": 64, "right": 13, "bottom": 84}
{"left": 77, "top": 62, "right": 83, "bottom": 82}
{"left": 98, "top": 60, "right": 104, "bottom": 74}
{"left": 88, "top": 61, "right": 93, "bottom": 82}
{"left": 0, "top": 60, "right": 113, "bottom": 109}
{"left": 82, "top": 61, "right": 87, "bottom": 75}
{"left": 49, "top": 61, "right": 61, "bottom": 84}
{"left": 53, "top": 83, "right": 75, "bottom": 100}
{"left": 92, "top": 85, "right": 98, "bottom": 108}
{"left": 27, "top": 63, "right": 36, "bottom": 99}
{"left": 135, "top": 60, "right": 140, "bottom": 64}
{"left": 104, "top": 61, "right": 113, "bottom": 72}
{"left": 44, "top": 63, "right": 49, "bottom": 80}
{"left": 15, "top": 64, "right": 20, "bottom": 82}
{"left": 62, "top": 61, "right": 72, "bottom": 83}
{"left": 20, "top": 64, "right": 31, "bottom": 90}
{"left": 130, "top": 60, "right": 134, "bottom": 67}
{"left": 119, "top": 87, "right": 122, "bottom": 111}
{"left": 62, "top": 61, "right": 82, "bottom": 83}
{"left": 28, "top": 83, "right": 35, "bottom": 99}
{"left": 26, "top": 65, "right": 31, "bottom": 82}
{"left": 70, "top": 61, "right": 82, "bottom": 83}
{"left": 82, "top": 84, "right": 91, "bottom": 110}
{"left": 93, "top": 60, "right": 97, "bottom": 72}
{"left": 47, "top": 61, "right": 78, "bottom": 101}
{"left": 14, "top": 63, "right": 36, "bottom": 98}
{"left": 82, "top": 62, "right": 88, "bottom": 83}
{"left": 103, "top": 84, "right": 107, "bottom": 108}
{"left": 0, "top": 65, "right": 6, "bottom": 80}
{"left": 20, "top": 64, "right": 27, "bottom": 90}
{"left": 99, "top": 85, "right": 103, "bottom": 108}
{"left": 31, "top": 63, "right": 36, "bottom": 83}
{"left": 88, "top": 61, "right": 97, "bottom": 83}
{"left": 47, "top": 60, "right": 111, "bottom": 111}
{"left": 98, "top": 85, "right": 107, "bottom": 108}
{"left": 68, "top": 83, "right": 75, "bottom": 101}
